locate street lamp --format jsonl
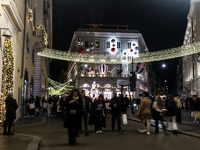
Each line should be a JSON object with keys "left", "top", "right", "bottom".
{"left": 164, "top": 80, "right": 167, "bottom": 83}
{"left": 162, "top": 63, "right": 166, "bottom": 68}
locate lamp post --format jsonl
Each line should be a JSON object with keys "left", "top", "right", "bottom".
{"left": 0, "top": 28, "right": 12, "bottom": 130}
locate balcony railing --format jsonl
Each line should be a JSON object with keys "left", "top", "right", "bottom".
{"left": 79, "top": 74, "right": 131, "bottom": 78}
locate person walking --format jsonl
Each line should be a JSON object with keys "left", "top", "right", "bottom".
{"left": 166, "top": 94, "right": 178, "bottom": 134}
{"left": 185, "top": 97, "right": 189, "bottom": 111}
{"left": 80, "top": 90, "right": 91, "bottom": 135}
{"left": 92, "top": 94, "right": 106, "bottom": 134}
{"left": 52, "top": 96, "right": 58, "bottom": 117}
{"left": 60, "top": 94, "right": 68, "bottom": 121}
{"left": 152, "top": 96, "right": 166, "bottom": 134}
{"left": 192, "top": 95, "right": 200, "bottom": 123}
{"left": 43, "top": 99, "right": 48, "bottom": 114}
{"left": 110, "top": 93, "right": 125, "bottom": 133}
{"left": 174, "top": 94, "right": 182, "bottom": 123}
{"left": 124, "top": 95, "right": 130, "bottom": 114}
{"left": 28, "top": 95, "right": 35, "bottom": 117}
{"left": 137, "top": 92, "right": 152, "bottom": 135}
{"left": 3, "top": 91, "right": 18, "bottom": 135}
{"left": 47, "top": 96, "right": 53, "bottom": 117}
{"left": 57, "top": 96, "right": 62, "bottom": 118}
{"left": 35, "top": 96, "right": 40, "bottom": 117}
{"left": 63, "top": 89, "right": 83, "bottom": 146}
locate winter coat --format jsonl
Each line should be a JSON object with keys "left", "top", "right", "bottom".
{"left": 110, "top": 96, "right": 125, "bottom": 114}
{"left": 5, "top": 96, "right": 18, "bottom": 120}
{"left": 166, "top": 99, "right": 178, "bottom": 117}
{"left": 63, "top": 96, "right": 83, "bottom": 129}
{"left": 81, "top": 96, "right": 92, "bottom": 113}
{"left": 193, "top": 99, "right": 200, "bottom": 111}
{"left": 137, "top": 97, "right": 152, "bottom": 120}
{"left": 35, "top": 97, "right": 40, "bottom": 108}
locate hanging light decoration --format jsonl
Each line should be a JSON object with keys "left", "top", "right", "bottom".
{"left": 111, "top": 48, "right": 116, "bottom": 53}
{"left": 130, "top": 49, "right": 133, "bottom": 53}
{"left": 99, "top": 64, "right": 108, "bottom": 74}
{"left": 37, "top": 42, "right": 200, "bottom": 64}
{"left": 78, "top": 48, "right": 85, "bottom": 54}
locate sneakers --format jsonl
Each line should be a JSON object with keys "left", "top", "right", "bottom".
{"left": 96, "top": 131, "right": 100, "bottom": 134}
{"left": 137, "top": 128, "right": 147, "bottom": 133}
{"left": 193, "top": 121, "right": 196, "bottom": 123}
{"left": 147, "top": 132, "right": 150, "bottom": 135}
{"left": 99, "top": 130, "right": 102, "bottom": 134}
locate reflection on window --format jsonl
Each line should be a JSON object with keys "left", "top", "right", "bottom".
{"left": 96, "top": 41, "right": 100, "bottom": 48}
{"left": 83, "top": 84, "right": 90, "bottom": 87}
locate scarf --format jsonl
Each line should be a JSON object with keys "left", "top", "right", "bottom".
{"left": 73, "top": 96, "right": 79, "bottom": 101}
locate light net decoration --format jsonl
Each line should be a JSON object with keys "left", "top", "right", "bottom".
{"left": 48, "top": 78, "right": 74, "bottom": 95}
{"left": 37, "top": 42, "right": 200, "bottom": 64}
{"left": 0, "top": 37, "right": 14, "bottom": 126}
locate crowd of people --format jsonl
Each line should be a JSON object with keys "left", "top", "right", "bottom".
{"left": 3, "top": 88, "right": 200, "bottom": 146}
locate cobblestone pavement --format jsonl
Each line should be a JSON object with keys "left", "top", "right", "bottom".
{"left": 14, "top": 114, "right": 200, "bottom": 150}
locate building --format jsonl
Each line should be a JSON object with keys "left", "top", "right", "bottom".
{"left": 148, "top": 63, "right": 157, "bottom": 97}
{"left": 0, "top": 0, "right": 53, "bottom": 128}
{"left": 182, "top": 0, "right": 200, "bottom": 97}
{"left": 66, "top": 24, "right": 149, "bottom": 100}
{"left": 175, "top": 58, "right": 183, "bottom": 97}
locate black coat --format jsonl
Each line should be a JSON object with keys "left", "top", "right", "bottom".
{"left": 63, "top": 96, "right": 83, "bottom": 129}
{"left": 81, "top": 96, "right": 92, "bottom": 113}
{"left": 166, "top": 99, "right": 178, "bottom": 117}
{"left": 5, "top": 97, "right": 18, "bottom": 120}
{"left": 35, "top": 97, "right": 40, "bottom": 108}
{"left": 110, "top": 96, "right": 125, "bottom": 114}
{"left": 193, "top": 99, "right": 200, "bottom": 111}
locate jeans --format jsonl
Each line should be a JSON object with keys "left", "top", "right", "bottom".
{"left": 80, "top": 112, "right": 88, "bottom": 131}
{"left": 166, "top": 116, "right": 177, "bottom": 130}
{"left": 95, "top": 111, "right": 102, "bottom": 131}
{"left": 112, "top": 112, "right": 122, "bottom": 131}
{"left": 194, "top": 111, "right": 199, "bottom": 123}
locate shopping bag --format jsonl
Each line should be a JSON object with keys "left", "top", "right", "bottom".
{"left": 196, "top": 112, "right": 200, "bottom": 119}
{"left": 191, "top": 111, "right": 194, "bottom": 117}
{"left": 122, "top": 114, "right": 128, "bottom": 125}
{"left": 29, "top": 103, "right": 35, "bottom": 109}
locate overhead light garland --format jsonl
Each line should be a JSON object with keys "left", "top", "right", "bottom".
{"left": 47, "top": 78, "right": 74, "bottom": 95}
{"left": 33, "top": 25, "right": 48, "bottom": 46}
{"left": 37, "top": 42, "right": 200, "bottom": 64}
{"left": 0, "top": 37, "right": 14, "bottom": 126}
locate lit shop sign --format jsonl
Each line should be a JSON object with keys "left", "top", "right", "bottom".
{"left": 191, "top": 90, "right": 197, "bottom": 96}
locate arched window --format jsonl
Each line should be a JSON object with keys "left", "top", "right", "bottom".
{"left": 104, "top": 84, "right": 112, "bottom": 88}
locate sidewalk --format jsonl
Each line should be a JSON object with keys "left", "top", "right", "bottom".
{"left": 0, "top": 113, "right": 46, "bottom": 150}
{"left": 127, "top": 108, "right": 200, "bottom": 138}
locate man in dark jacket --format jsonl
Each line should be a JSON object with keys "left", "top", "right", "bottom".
{"left": 60, "top": 94, "right": 68, "bottom": 121}
{"left": 80, "top": 90, "right": 91, "bottom": 135}
{"left": 124, "top": 95, "right": 130, "bottom": 113}
{"left": 110, "top": 93, "right": 125, "bottom": 133}
{"left": 3, "top": 91, "right": 18, "bottom": 135}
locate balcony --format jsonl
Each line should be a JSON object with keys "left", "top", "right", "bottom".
{"left": 79, "top": 74, "right": 131, "bottom": 78}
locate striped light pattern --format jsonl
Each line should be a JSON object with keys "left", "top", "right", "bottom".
{"left": 37, "top": 42, "right": 200, "bottom": 64}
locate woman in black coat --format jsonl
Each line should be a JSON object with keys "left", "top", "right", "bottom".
{"left": 29, "top": 95, "right": 35, "bottom": 117}
{"left": 166, "top": 94, "right": 178, "bottom": 134}
{"left": 35, "top": 96, "right": 40, "bottom": 117}
{"left": 63, "top": 89, "right": 83, "bottom": 146}
{"left": 92, "top": 94, "right": 106, "bottom": 133}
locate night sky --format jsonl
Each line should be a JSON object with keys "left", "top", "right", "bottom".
{"left": 51, "top": 0, "right": 191, "bottom": 94}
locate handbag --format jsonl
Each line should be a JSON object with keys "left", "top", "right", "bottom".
{"left": 70, "top": 110, "right": 77, "bottom": 114}
{"left": 191, "top": 111, "right": 194, "bottom": 117}
{"left": 122, "top": 114, "right": 128, "bottom": 125}
{"left": 29, "top": 103, "right": 35, "bottom": 109}
{"left": 196, "top": 112, "right": 200, "bottom": 119}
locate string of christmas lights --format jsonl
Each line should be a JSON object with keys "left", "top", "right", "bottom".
{"left": 37, "top": 42, "right": 200, "bottom": 64}
{"left": 0, "top": 37, "right": 14, "bottom": 125}
{"left": 47, "top": 78, "right": 74, "bottom": 95}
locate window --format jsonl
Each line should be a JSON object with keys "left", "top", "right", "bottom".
{"left": 32, "top": 49, "right": 35, "bottom": 63}
{"left": 106, "top": 42, "right": 110, "bottom": 48}
{"left": 85, "top": 41, "right": 89, "bottom": 47}
{"left": 117, "top": 42, "right": 121, "bottom": 48}
{"left": 28, "top": 0, "right": 32, "bottom": 8}
{"left": 128, "top": 42, "right": 131, "bottom": 48}
{"left": 96, "top": 41, "right": 100, "bottom": 48}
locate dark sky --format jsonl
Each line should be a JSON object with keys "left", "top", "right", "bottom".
{"left": 51, "top": 0, "right": 191, "bottom": 93}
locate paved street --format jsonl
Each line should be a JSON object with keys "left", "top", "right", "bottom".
{"left": 10, "top": 113, "right": 200, "bottom": 150}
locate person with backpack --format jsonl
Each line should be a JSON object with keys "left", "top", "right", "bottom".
{"left": 166, "top": 94, "right": 178, "bottom": 134}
